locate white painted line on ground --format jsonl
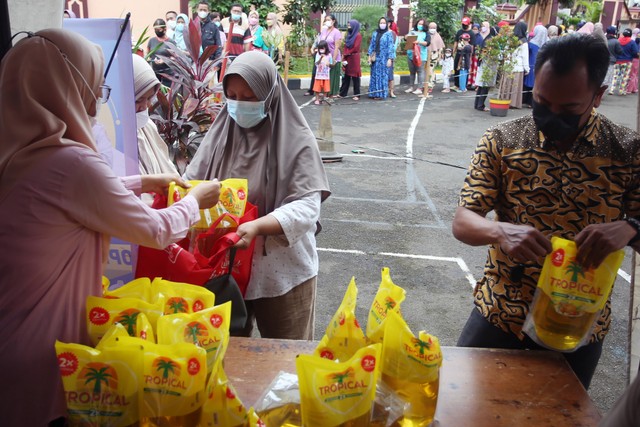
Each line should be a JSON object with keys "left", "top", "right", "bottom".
{"left": 318, "top": 247, "right": 477, "bottom": 288}
{"left": 340, "top": 153, "right": 407, "bottom": 160}
{"left": 299, "top": 98, "right": 314, "bottom": 109}
{"left": 322, "top": 218, "right": 445, "bottom": 229}
{"left": 406, "top": 96, "right": 426, "bottom": 158}
{"left": 618, "top": 269, "right": 631, "bottom": 283}
{"left": 328, "top": 196, "right": 430, "bottom": 205}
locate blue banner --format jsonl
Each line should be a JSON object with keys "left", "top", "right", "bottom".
{"left": 64, "top": 18, "right": 139, "bottom": 287}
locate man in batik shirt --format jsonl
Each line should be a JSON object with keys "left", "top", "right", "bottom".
{"left": 453, "top": 34, "right": 640, "bottom": 389}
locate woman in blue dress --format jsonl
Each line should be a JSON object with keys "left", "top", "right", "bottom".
{"left": 367, "top": 17, "right": 396, "bottom": 99}
{"left": 522, "top": 25, "right": 548, "bottom": 107}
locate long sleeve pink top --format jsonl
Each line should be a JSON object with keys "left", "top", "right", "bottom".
{"left": 0, "top": 146, "right": 199, "bottom": 426}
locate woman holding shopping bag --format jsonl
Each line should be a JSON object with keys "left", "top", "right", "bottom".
{"left": 185, "top": 51, "right": 331, "bottom": 340}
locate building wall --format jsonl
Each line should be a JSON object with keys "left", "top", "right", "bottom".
{"left": 65, "top": 0, "right": 290, "bottom": 45}
{"left": 9, "top": 0, "right": 63, "bottom": 34}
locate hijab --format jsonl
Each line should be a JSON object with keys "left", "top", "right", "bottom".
{"left": 0, "top": 29, "right": 102, "bottom": 201}
{"left": 374, "top": 17, "right": 388, "bottom": 54}
{"left": 577, "top": 22, "right": 594, "bottom": 34}
{"left": 480, "top": 21, "right": 491, "bottom": 40}
{"left": 428, "top": 22, "right": 446, "bottom": 52}
{"left": 131, "top": 55, "right": 176, "bottom": 175}
{"left": 266, "top": 12, "right": 282, "bottom": 35}
{"left": 530, "top": 25, "right": 548, "bottom": 47}
{"left": 514, "top": 21, "right": 528, "bottom": 41}
{"left": 593, "top": 23, "right": 606, "bottom": 41}
{"left": 185, "top": 52, "right": 330, "bottom": 216}
{"left": 548, "top": 25, "right": 559, "bottom": 38}
{"left": 173, "top": 13, "right": 189, "bottom": 50}
{"left": 346, "top": 19, "right": 360, "bottom": 49}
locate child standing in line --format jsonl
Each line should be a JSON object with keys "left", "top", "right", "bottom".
{"left": 313, "top": 40, "right": 333, "bottom": 105}
{"left": 457, "top": 33, "right": 472, "bottom": 92}
{"left": 440, "top": 47, "right": 454, "bottom": 93}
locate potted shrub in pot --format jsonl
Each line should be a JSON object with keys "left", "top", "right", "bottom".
{"left": 477, "top": 26, "right": 522, "bottom": 117}
{"left": 151, "top": 20, "right": 224, "bottom": 173}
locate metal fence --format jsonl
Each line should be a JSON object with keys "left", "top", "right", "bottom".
{"left": 330, "top": 0, "right": 388, "bottom": 29}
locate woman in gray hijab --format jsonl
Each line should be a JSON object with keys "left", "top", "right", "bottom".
{"left": 185, "top": 51, "right": 331, "bottom": 340}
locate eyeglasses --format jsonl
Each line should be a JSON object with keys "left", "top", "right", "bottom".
{"left": 98, "top": 85, "right": 111, "bottom": 104}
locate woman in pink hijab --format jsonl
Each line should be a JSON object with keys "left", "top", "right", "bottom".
{"left": 0, "top": 29, "right": 220, "bottom": 426}
{"left": 426, "top": 22, "right": 446, "bottom": 95}
{"left": 577, "top": 22, "right": 594, "bottom": 34}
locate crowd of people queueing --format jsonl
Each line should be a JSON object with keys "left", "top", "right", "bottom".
{"left": 292, "top": 14, "right": 640, "bottom": 111}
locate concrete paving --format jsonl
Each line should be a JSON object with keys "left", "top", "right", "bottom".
{"left": 292, "top": 85, "right": 639, "bottom": 415}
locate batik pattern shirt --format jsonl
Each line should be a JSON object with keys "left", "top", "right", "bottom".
{"left": 458, "top": 111, "right": 640, "bottom": 341}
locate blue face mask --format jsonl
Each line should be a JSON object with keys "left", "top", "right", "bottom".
{"left": 417, "top": 24, "right": 424, "bottom": 31}
{"left": 176, "top": 23, "right": 185, "bottom": 32}
{"left": 231, "top": 13, "right": 242, "bottom": 22}
{"left": 227, "top": 99, "right": 267, "bottom": 128}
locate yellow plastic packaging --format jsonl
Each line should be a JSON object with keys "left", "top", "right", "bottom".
{"left": 96, "top": 323, "right": 131, "bottom": 351}
{"left": 102, "top": 276, "right": 111, "bottom": 294}
{"left": 86, "top": 296, "right": 164, "bottom": 345}
{"left": 104, "top": 277, "right": 216, "bottom": 315}
{"left": 381, "top": 311, "right": 442, "bottom": 427}
{"left": 168, "top": 178, "right": 248, "bottom": 229}
{"left": 314, "top": 278, "right": 367, "bottom": 362}
{"left": 366, "top": 267, "right": 407, "bottom": 343}
{"left": 200, "top": 359, "right": 248, "bottom": 427}
{"left": 297, "top": 344, "right": 381, "bottom": 427}
{"left": 156, "top": 302, "right": 232, "bottom": 373}
{"left": 107, "top": 337, "right": 207, "bottom": 426}
{"left": 524, "top": 236, "right": 625, "bottom": 352}
{"left": 55, "top": 340, "right": 143, "bottom": 427}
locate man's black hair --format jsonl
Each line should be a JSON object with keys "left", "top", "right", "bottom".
{"left": 230, "top": 3, "right": 243, "bottom": 10}
{"left": 166, "top": 10, "right": 177, "bottom": 17}
{"left": 198, "top": 1, "right": 210, "bottom": 8}
{"left": 535, "top": 34, "right": 609, "bottom": 89}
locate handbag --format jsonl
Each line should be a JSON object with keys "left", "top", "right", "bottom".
{"left": 413, "top": 43, "right": 422, "bottom": 67}
{"left": 204, "top": 243, "right": 248, "bottom": 336}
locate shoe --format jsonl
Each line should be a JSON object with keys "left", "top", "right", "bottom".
{"left": 405, "top": 88, "right": 414, "bottom": 93}
{"left": 412, "top": 89, "right": 423, "bottom": 95}
{"left": 442, "top": 89, "right": 450, "bottom": 93}
{"left": 314, "top": 100, "right": 320, "bottom": 105}
{"left": 460, "top": 89, "right": 467, "bottom": 93}
{"left": 353, "top": 96, "right": 359, "bottom": 101}
{"left": 304, "top": 91, "right": 313, "bottom": 96}
{"left": 390, "top": 93, "right": 397, "bottom": 98}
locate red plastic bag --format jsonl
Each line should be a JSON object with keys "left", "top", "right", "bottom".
{"left": 413, "top": 43, "right": 422, "bottom": 67}
{"left": 135, "top": 201, "right": 257, "bottom": 296}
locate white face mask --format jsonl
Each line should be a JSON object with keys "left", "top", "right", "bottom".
{"left": 379, "top": 24, "right": 387, "bottom": 30}
{"left": 445, "top": 53, "right": 452, "bottom": 57}
{"left": 167, "top": 20, "right": 177, "bottom": 30}
{"left": 198, "top": 11, "right": 209, "bottom": 20}
{"left": 136, "top": 109, "right": 150, "bottom": 129}
{"left": 429, "top": 28, "right": 436, "bottom": 34}
{"left": 227, "top": 99, "right": 267, "bottom": 128}
{"left": 481, "top": 27, "right": 488, "bottom": 33}
{"left": 324, "top": 21, "right": 332, "bottom": 28}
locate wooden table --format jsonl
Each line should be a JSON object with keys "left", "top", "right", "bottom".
{"left": 224, "top": 337, "right": 602, "bottom": 426}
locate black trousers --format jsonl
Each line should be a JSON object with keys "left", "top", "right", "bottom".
{"left": 453, "top": 51, "right": 461, "bottom": 88}
{"left": 474, "top": 87, "right": 489, "bottom": 110}
{"left": 339, "top": 75, "right": 361, "bottom": 97}
{"left": 307, "top": 63, "right": 317, "bottom": 94}
{"left": 457, "top": 309, "right": 604, "bottom": 389}
{"left": 523, "top": 84, "right": 533, "bottom": 106}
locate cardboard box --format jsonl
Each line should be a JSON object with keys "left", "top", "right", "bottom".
{"left": 405, "top": 35, "right": 417, "bottom": 50}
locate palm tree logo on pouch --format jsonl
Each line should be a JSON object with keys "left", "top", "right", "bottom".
{"left": 79, "top": 362, "right": 117, "bottom": 394}
{"left": 114, "top": 309, "right": 140, "bottom": 336}
{"left": 154, "top": 357, "right": 180, "bottom": 379}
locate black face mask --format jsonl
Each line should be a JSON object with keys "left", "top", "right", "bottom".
{"left": 155, "top": 29, "right": 166, "bottom": 37}
{"left": 532, "top": 97, "right": 593, "bottom": 142}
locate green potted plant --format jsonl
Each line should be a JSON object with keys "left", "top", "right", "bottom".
{"left": 151, "top": 20, "right": 224, "bottom": 173}
{"left": 478, "top": 26, "right": 521, "bottom": 117}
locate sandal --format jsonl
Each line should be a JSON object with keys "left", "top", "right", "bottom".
{"left": 304, "top": 91, "right": 313, "bottom": 96}
{"left": 353, "top": 96, "right": 359, "bottom": 101}
{"left": 314, "top": 100, "right": 320, "bottom": 105}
